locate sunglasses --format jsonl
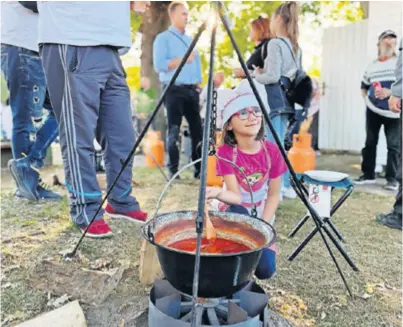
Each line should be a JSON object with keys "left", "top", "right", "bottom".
{"left": 234, "top": 107, "right": 263, "bottom": 120}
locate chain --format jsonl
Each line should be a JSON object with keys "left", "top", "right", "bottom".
{"left": 208, "top": 88, "right": 218, "bottom": 155}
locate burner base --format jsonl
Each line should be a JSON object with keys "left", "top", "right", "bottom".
{"left": 148, "top": 279, "right": 269, "bottom": 327}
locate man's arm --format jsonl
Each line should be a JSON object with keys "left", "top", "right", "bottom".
{"left": 153, "top": 34, "right": 194, "bottom": 73}
{"left": 389, "top": 38, "right": 402, "bottom": 113}
{"left": 391, "top": 38, "right": 402, "bottom": 99}
{"left": 361, "top": 68, "right": 371, "bottom": 98}
{"left": 153, "top": 35, "right": 171, "bottom": 73}
{"left": 19, "top": 1, "right": 38, "bottom": 13}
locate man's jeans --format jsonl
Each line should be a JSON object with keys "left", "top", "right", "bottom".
{"left": 361, "top": 108, "right": 400, "bottom": 182}
{"left": 1, "top": 44, "right": 58, "bottom": 169}
{"left": 266, "top": 113, "right": 291, "bottom": 189}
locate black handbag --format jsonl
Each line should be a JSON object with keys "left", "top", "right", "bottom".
{"left": 278, "top": 39, "right": 313, "bottom": 108}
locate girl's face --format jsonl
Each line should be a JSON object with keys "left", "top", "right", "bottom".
{"left": 227, "top": 107, "right": 263, "bottom": 137}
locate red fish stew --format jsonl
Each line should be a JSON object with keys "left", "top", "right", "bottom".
{"left": 167, "top": 237, "right": 253, "bottom": 254}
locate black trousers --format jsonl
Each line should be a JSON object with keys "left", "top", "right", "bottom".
{"left": 393, "top": 116, "right": 402, "bottom": 216}
{"left": 361, "top": 108, "right": 400, "bottom": 182}
{"left": 164, "top": 85, "right": 202, "bottom": 175}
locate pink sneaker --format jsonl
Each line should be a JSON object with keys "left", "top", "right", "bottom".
{"left": 81, "top": 219, "right": 113, "bottom": 238}
{"left": 105, "top": 203, "right": 147, "bottom": 224}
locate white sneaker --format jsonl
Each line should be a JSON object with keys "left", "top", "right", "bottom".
{"left": 282, "top": 187, "right": 297, "bottom": 199}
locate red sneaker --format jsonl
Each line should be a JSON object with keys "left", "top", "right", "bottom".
{"left": 81, "top": 219, "right": 113, "bottom": 238}
{"left": 105, "top": 203, "right": 147, "bottom": 224}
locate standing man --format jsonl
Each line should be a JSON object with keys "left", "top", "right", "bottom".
{"left": 1, "top": 1, "right": 61, "bottom": 201}
{"left": 355, "top": 30, "right": 400, "bottom": 191}
{"left": 38, "top": 1, "right": 149, "bottom": 238}
{"left": 153, "top": 1, "right": 203, "bottom": 179}
{"left": 377, "top": 37, "right": 402, "bottom": 231}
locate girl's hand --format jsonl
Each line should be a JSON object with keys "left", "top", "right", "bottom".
{"left": 206, "top": 187, "right": 222, "bottom": 200}
{"left": 233, "top": 67, "right": 245, "bottom": 78}
{"left": 254, "top": 66, "right": 263, "bottom": 75}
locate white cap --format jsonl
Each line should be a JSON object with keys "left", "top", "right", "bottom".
{"left": 218, "top": 79, "right": 269, "bottom": 128}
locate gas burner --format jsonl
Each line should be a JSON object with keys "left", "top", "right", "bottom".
{"left": 149, "top": 279, "right": 269, "bottom": 326}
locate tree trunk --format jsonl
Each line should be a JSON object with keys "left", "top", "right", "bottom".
{"left": 140, "top": 1, "right": 170, "bottom": 136}
{"left": 360, "top": 1, "right": 369, "bottom": 19}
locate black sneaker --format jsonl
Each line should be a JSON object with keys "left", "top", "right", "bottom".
{"left": 168, "top": 171, "right": 181, "bottom": 181}
{"left": 384, "top": 181, "right": 399, "bottom": 191}
{"left": 353, "top": 175, "right": 376, "bottom": 185}
{"left": 376, "top": 213, "right": 402, "bottom": 230}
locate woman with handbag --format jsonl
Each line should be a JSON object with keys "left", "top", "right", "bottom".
{"left": 233, "top": 16, "right": 272, "bottom": 79}
{"left": 253, "top": 1, "right": 302, "bottom": 199}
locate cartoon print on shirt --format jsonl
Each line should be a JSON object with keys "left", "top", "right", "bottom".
{"left": 243, "top": 173, "right": 263, "bottom": 186}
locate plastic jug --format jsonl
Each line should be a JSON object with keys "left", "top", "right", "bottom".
{"left": 288, "top": 133, "right": 315, "bottom": 173}
{"left": 144, "top": 131, "right": 165, "bottom": 168}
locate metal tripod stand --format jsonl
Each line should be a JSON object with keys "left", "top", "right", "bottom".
{"left": 65, "top": 3, "right": 357, "bottom": 326}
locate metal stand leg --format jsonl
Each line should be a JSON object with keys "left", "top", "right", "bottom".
{"left": 322, "top": 225, "right": 359, "bottom": 271}
{"left": 330, "top": 185, "right": 354, "bottom": 216}
{"left": 325, "top": 218, "right": 345, "bottom": 242}
{"left": 288, "top": 214, "right": 310, "bottom": 238}
{"left": 288, "top": 223, "right": 358, "bottom": 271}
{"left": 287, "top": 228, "right": 319, "bottom": 261}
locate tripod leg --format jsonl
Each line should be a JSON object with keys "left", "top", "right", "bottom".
{"left": 144, "top": 150, "right": 169, "bottom": 182}
{"left": 288, "top": 214, "right": 310, "bottom": 238}
{"left": 322, "top": 225, "right": 358, "bottom": 271}
{"left": 218, "top": 7, "right": 353, "bottom": 297}
{"left": 287, "top": 227, "right": 319, "bottom": 261}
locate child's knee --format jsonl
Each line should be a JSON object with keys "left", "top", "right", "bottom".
{"left": 255, "top": 248, "right": 276, "bottom": 280}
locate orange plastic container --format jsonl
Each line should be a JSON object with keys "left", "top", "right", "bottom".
{"left": 144, "top": 131, "right": 165, "bottom": 168}
{"left": 207, "top": 131, "right": 223, "bottom": 187}
{"left": 288, "top": 133, "right": 315, "bottom": 173}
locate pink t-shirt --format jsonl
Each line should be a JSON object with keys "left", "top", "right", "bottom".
{"left": 216, "top": 140, "right": 286, "bottom": 254}
{"left": 216, "top": 140, "right": 287, "bottom": 186}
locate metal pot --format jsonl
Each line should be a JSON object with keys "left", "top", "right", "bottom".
{"left": 142, "top": 210, "right": 276, "bottom": 298}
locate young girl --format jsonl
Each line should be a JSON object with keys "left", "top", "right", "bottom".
{"left": 254, "top": 1, "right": 301, "bottom": 200}
{"left": 206, "top": 80, "right": 287, "bottom": 280}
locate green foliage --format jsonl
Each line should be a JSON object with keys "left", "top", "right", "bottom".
{"left": 130, "top": 1, "right": 364, "bottom": 87}
{"left": 130, "top": 11, "right": 143, "bottom": 43}
{"left": 188, "top": 1, "right": 281, "bottom": 87}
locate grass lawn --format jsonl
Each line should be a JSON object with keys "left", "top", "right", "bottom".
{"left": 1, "top": 167, "right": 401, "bottom": 327}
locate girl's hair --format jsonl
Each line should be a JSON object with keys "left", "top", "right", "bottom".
{"left": 273, "top": 2, "right": 300, "bottom": 55}
{"left": 250, "top": 16, "right": 271, "bottom": 41}
{"left": 221, "top": 114, "right": 265, "bottom": 146}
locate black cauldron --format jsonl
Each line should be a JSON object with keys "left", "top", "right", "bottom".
{"left": 141, "top": 210, "right": 276, "bottom": 298}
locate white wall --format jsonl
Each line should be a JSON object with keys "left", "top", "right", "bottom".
{"left": 319, "top": 20, "right": 369, "bottom": 152}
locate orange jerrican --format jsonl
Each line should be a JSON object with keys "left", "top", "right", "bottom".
{"left": 207, "top": 131, "right": 223, "bottom": 187}
{"left": 144, "top": 131, "right": 165, "bottom": 168}
{"left": 288, "top": 133, "right": 316, "bottom": 173}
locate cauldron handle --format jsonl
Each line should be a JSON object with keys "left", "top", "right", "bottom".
{"left": 153, "top": 159, "right": 203, "bottom": 223}
{"left": 153, "top": 156, "right": 258, "bottom": 219}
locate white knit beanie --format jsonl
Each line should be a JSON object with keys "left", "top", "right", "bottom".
{"left": 218, "top": 79, "right": 269, "bottom": 128}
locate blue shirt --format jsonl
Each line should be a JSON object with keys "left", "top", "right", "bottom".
{"left": 37, "top": 1, "right": 131, "bottom": 49}
{"left": 153, "top": 26, "right": 202, "bottom": 85}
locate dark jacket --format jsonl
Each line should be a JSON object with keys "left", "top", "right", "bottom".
{"left": 246, "top": 39, "right": 270, "bottom": 71}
